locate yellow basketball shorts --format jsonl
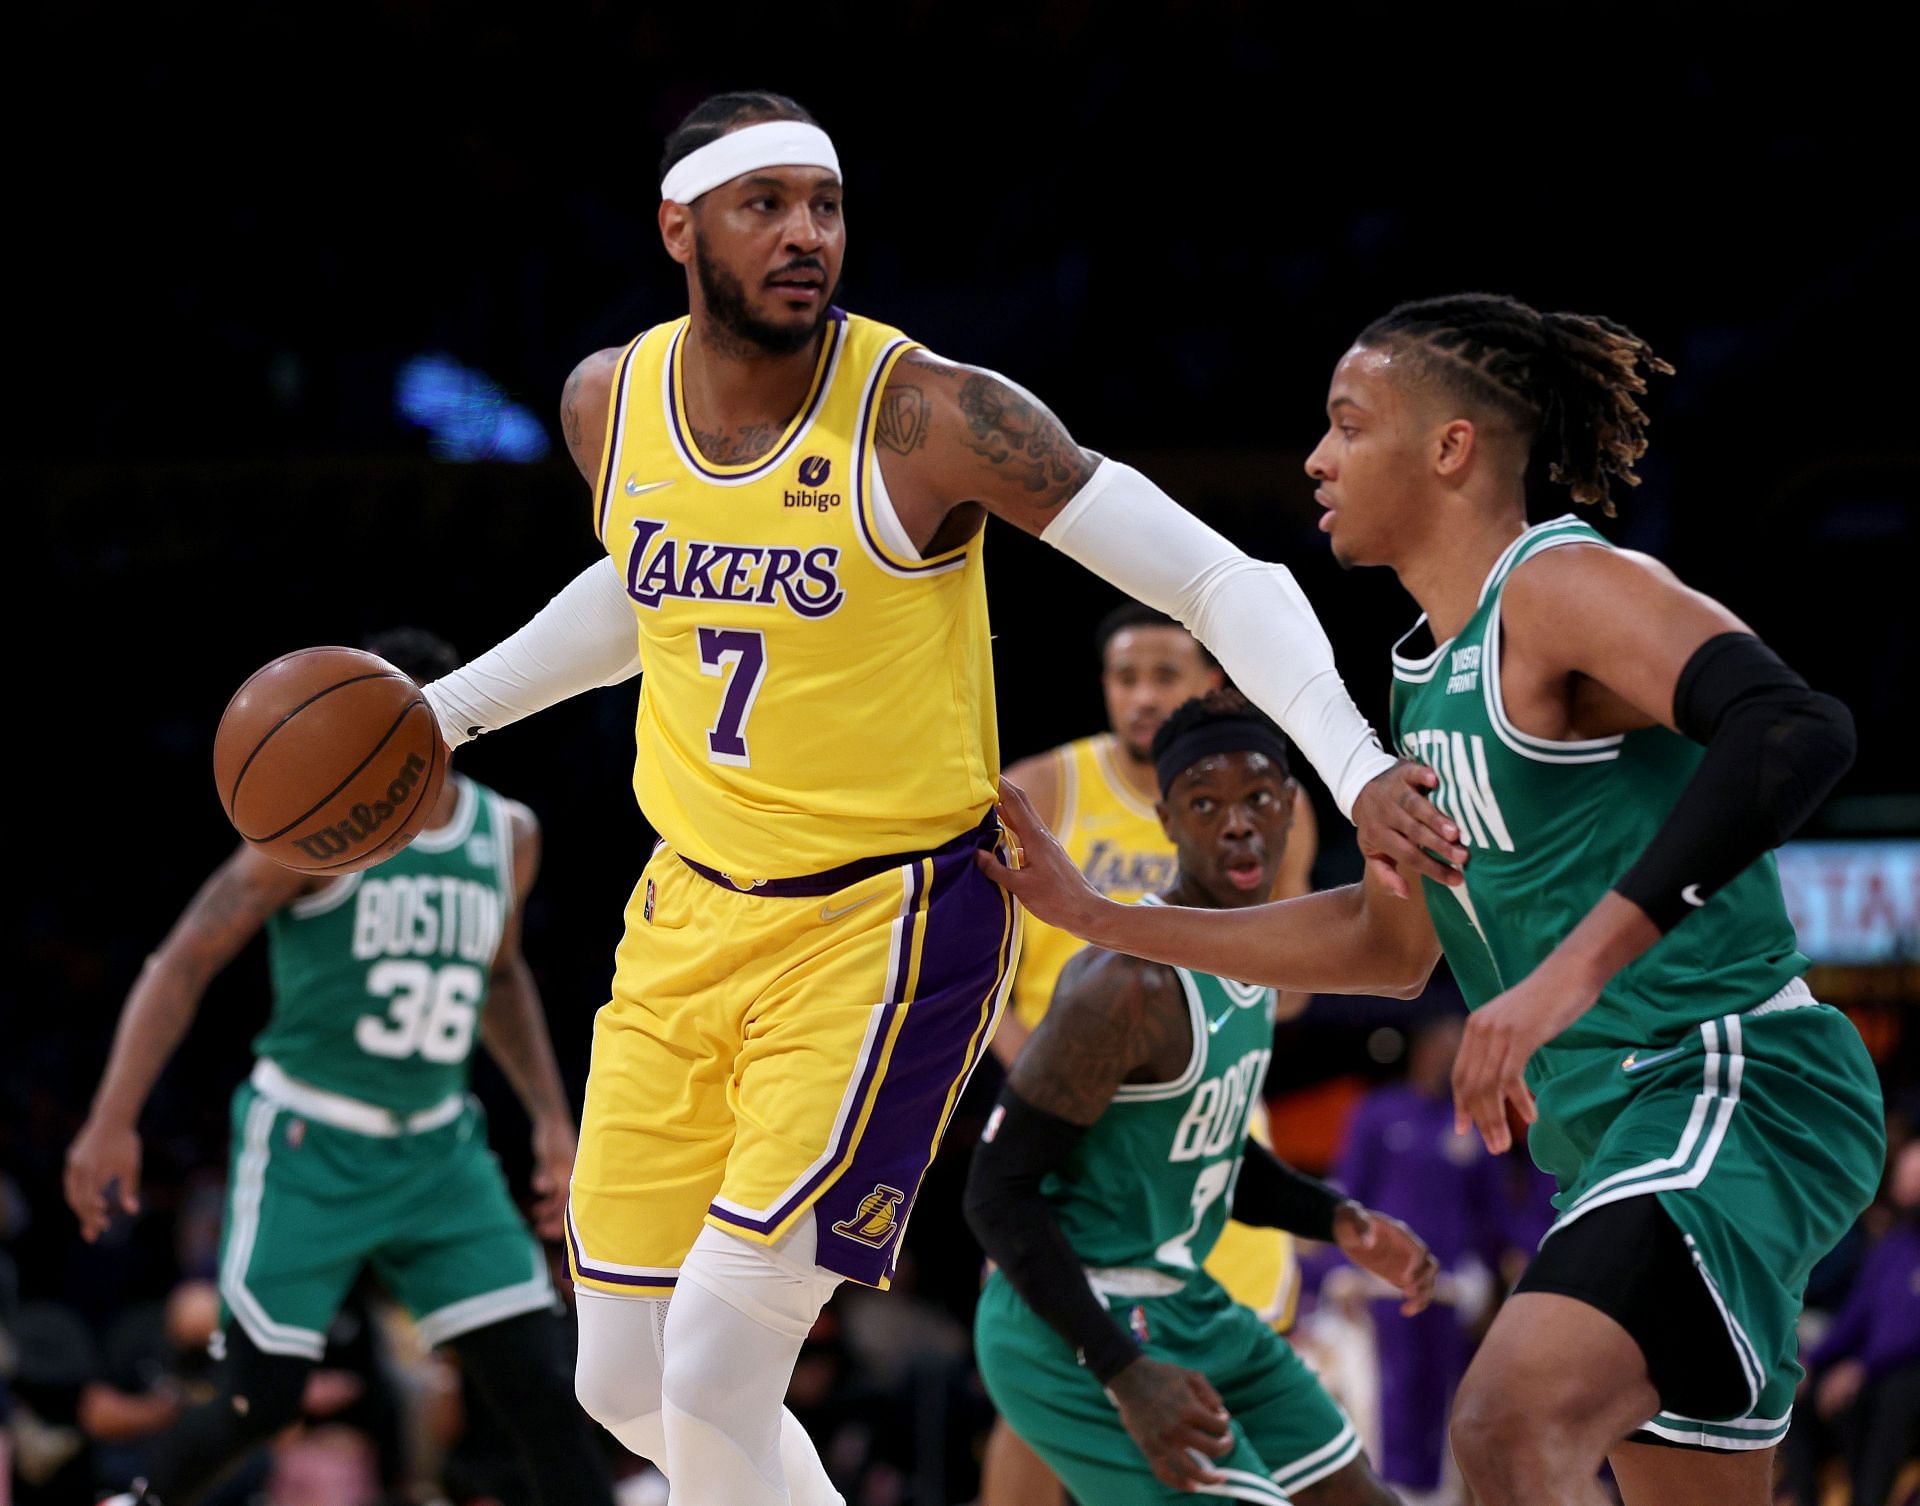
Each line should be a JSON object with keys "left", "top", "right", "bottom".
{"left": 568, "top": 818, "right": 1018, "bottom": 1294}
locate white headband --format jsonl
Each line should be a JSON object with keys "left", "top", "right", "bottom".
{"left": 660, "top": 121, "right": 842, "bottom": 205}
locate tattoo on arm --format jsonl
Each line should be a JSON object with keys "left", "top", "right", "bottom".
{"left": 1010, "top": 952, "right": 1189, "bottom": 1124}
{"left": 956, "top": 373, "right": 1094, "bottom": 510}
{"left": 876, "top": 384, "right": 931, "bottom": 455}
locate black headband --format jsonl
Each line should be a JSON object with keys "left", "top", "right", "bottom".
{"left": 1154, "top": 721, "right": 1291, "bottom": 800}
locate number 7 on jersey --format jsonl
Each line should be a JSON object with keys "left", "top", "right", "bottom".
{"left": 698, "top": 626, "right": 768, "bottom": 767}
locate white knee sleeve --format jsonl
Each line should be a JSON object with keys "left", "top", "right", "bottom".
{"left": 661, "top": 1223, "right": 845, "bottom": 1506}
{"left": 573, "top": 1289, "right": 668, "bottom": 1461}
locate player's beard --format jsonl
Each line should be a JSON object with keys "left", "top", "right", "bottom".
{"left": 694, "top": 235, "right": 832, "bottom": 357}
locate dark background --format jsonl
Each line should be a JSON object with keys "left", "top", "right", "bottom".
{"left": 6, "top": 2, "right": 1916, "bottom": 1489}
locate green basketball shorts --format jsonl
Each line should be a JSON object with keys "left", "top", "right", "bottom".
{"left": 976, "top": 1268, "right": 1360, "bottom": 1505}
{"left": 1527, "top": 986, "right": 1884, "bottom": 1449}
{"left": 217, "top": 1080, "right": 556, "bottom": 1359}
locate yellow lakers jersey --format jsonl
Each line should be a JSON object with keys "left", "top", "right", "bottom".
{"left": 593, "top": 311, "right": 998, "bottom": 880}
{"left": 1009, "top": 734, "right": 1175, "bottom": 1027}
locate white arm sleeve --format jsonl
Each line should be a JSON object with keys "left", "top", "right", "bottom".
{"left": 421, "top": 556, "right": 639, "bottom": 749}
{"left": 1041, "top": 459, "right": 1397, "bottom": 820}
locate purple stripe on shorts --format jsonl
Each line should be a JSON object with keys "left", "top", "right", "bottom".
{"left": 806, "top": 828, "right": 1016, "bottom": 1285}
{"left": 706, "top": 860, "right": 928, "bottom": 1239}
{"left": 566, "top": 1203, "right": 677, "bottom": 1290}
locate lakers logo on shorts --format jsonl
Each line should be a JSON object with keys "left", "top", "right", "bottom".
{"left": 832, "top": 1184, "right": 905, "bottom": 1247}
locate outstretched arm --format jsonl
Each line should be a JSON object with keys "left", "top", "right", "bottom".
{"left": 1450, "top": 547, "right": 1856, "bottom": 1151}
{"left": 478, "top": 802, "right": 575, "bottom": 1240}
{"left": 964, "top": 950, "right": 1235, "bottom": 1490}
{"left": 881, "top": 353, "right": 1468, "bottom": 892}
{"left": 420, "top": 349, "right": 641, "bottom": 749}
{"left": 66, "top": 849, "right": 311, "bottom": 1241}
{"left": 1231, "top": 1141, "right": 1440, "bottom": 1316}
{"left": 984, "top": 779, "right": 1441, "bottom": 997}
{"left": 984, "top": 746, "right": 1064, "bottom": 1066}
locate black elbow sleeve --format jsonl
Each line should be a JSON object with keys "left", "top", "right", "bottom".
{"left": 1230, "top": 1138, "right": 1346, "bottom": 1240}
{"left": 1615, "top": 633, "right": 1855, "bottom": 931}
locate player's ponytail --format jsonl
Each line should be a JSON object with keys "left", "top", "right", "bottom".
{"left": 1360, "top": 293, "right": 1674, "bottom": 516}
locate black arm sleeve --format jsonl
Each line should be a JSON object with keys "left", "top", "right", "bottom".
{"left": 1230, "top": 1138, "right": 1348, "bottom": 1240}
{"left": 1615, "top": 632, "right": 1855, "bottom": 932}
{"left": 962, "top": 1089, "right": 1141, "bottom": 1384}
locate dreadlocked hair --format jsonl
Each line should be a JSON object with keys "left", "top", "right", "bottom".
{"left": 1359, "top": 293, "right": 1674, "bottom": 516}
{"left": 659, "top": 91, "right": 818, "bottom": 183}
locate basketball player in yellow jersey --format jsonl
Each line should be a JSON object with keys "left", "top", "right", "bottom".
{"left": 417, "top": 91, "right": 1467, "bottom": 1506}
{"left": 983, "top": 602, "right": 1320, "bottom": 1506}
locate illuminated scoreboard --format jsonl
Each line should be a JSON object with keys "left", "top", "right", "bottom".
{"left": 1777, "top": 840, "right": 1920, "bottom": 966}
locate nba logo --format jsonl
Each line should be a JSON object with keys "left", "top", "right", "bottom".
{"left": 798, "top": 454, "right": 832, "bottom": 487}
{"left": 643, "top": 878, "right": 656, "bottom": 923}
{"left": 1127, "top": 1305, "right": 1150, "bottom": 1345}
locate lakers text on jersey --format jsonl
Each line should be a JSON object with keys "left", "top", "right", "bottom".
{"left": 594, "top": 308, "right": 997, "bottom": 883}
{"left": 1389, "top": 517, "right": 1884, "bottom": 1447}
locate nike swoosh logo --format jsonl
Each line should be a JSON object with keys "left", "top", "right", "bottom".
{"left": 820, "top": 894, "right": 880, "bottom": 923}
{"left": 1681, "top": 884, "right": 1706, "bottom": 908}
{"left": 1621, "top": 1042, "right": 1689, "bottom": 1074}
{"left": 626, "top": 476, "right": 675, "bottom": 497}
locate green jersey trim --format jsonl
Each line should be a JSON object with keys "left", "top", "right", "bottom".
{"left": 289, "top": 870, "right": 363, "bottom": 919}
{"left": 410, "top": 776, "right": 480, "bottom": 852}
{"left": 1481, "top": 593, "right": 1624, "bottom": 764}
{"left": 1390, "top": 515, "right": 1594, "bottom": 685}
{"left": 1480, "top": 515, "right": 1589, "bottom": 600}
{"left": 1112, "top": 894, "right": 1209, "bottom": 1104}
{"left": 1111, "top": 965, "right": 1209, "bottom": 1103}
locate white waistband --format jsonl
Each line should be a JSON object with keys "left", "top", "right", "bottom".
{"left": 1747, "top": 976, "right": 1816, "bottom": 1017}
{"left": 251, "top": 1059, "right": 466, "bottom": 1137}
{"left": 1085, "top": 1265, "right": 1186, "bottom": 1300}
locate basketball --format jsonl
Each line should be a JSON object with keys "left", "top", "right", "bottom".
{"left": 213, "top": 646, "right": 448, "bottom": 875}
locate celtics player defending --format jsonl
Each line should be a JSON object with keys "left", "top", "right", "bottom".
{"left": 986, "top": 606, "right": 1317, "bottom": 1506}
{"left": 65, "top": 631, "right": 614, "bottom": 1506}
{"left": 411, "top": 92, "right": 1461, "bottom": 1506}
{"left": 969, "top": 693, "right": 1434, "bottom": 1506}
{"left": 985, "top": 295, "right": 1884, "bottom": 1506}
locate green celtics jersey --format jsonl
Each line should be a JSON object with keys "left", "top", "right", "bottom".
{"left": 1387, "top": 515, "right": 1807, "bottom": 1058}
{"left": 255, "top": 776, "right": 516, "bottom": 1113}
{"left": 1044, "top": 922, "right": 1276, "bottom": 1280}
